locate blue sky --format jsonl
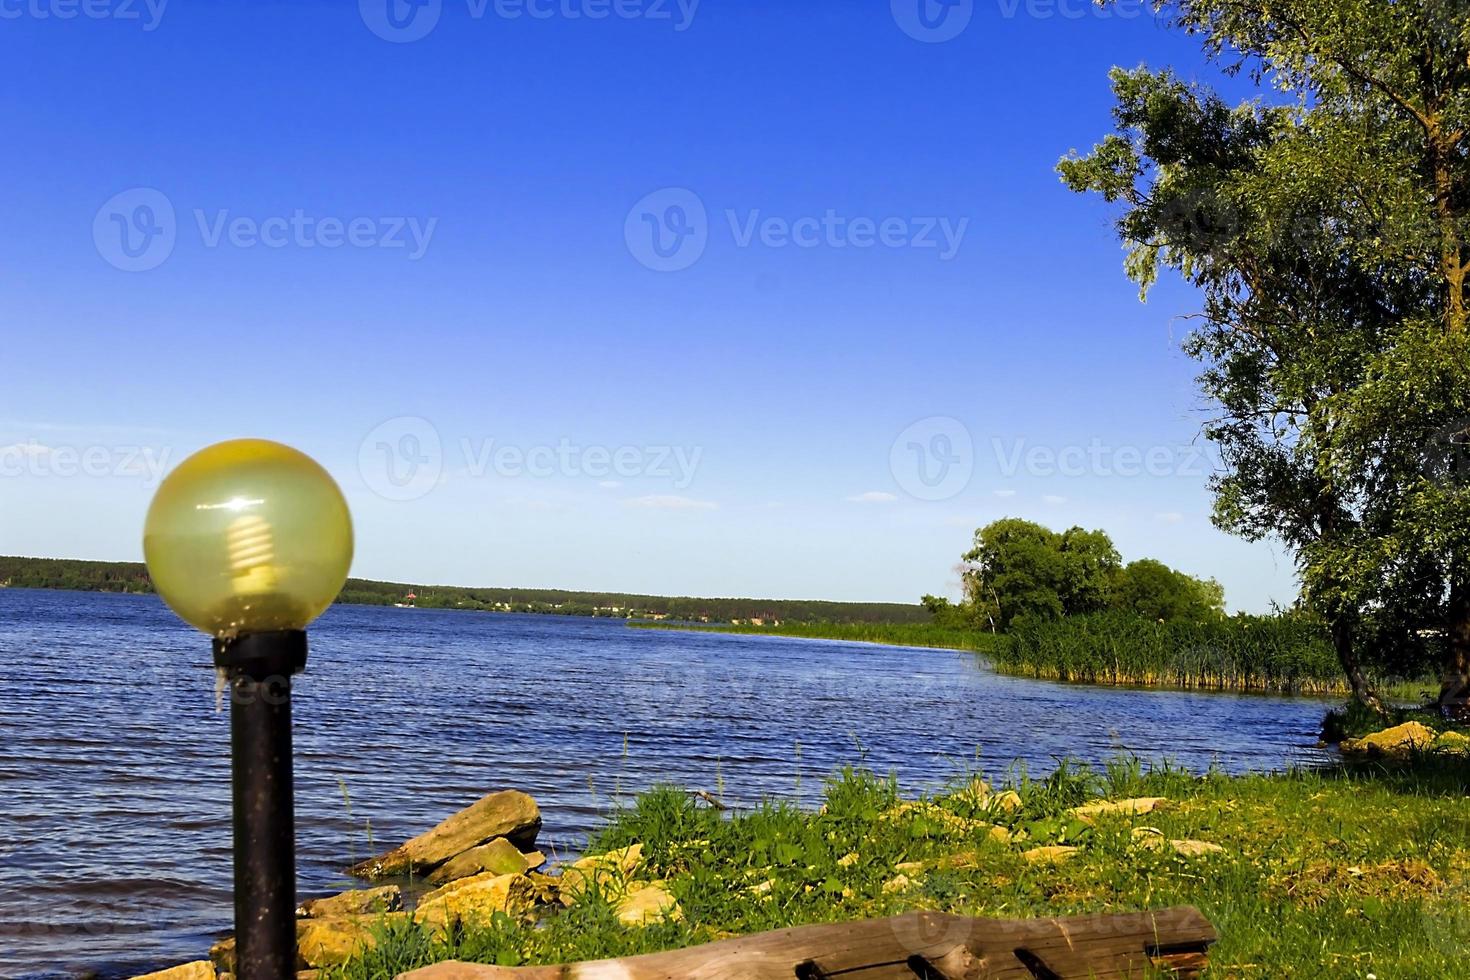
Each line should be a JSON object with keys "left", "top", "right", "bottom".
{"left": 0, "top": 0, "right": 1299, "bottom": 610}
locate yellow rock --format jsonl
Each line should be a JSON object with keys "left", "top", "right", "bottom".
{"left": 882, "top": 873, "right": 914, "bottom": 893}
{"left": 348, "top": 790, "right": 541, "bottom": 878}
{"left": 1069, "top": 797, "right": 1169, "bottom": 823}
{"left": 415, "top": 872, "right": 536, "bottom": 924}
{"left": 298, "top": 885, "right": 402, "bottom": 918}
{"left": 1340, "top": 721, "right": 1437, "bottom": 757}
{"left": 894, "top": 860, "right": 925, "bottom": 873}
{"left": 1431, "top": 731, "right": 1470, "bottom": 755}
{"left": 127, "top": 961, "right": 216, "bottom": 980}
{"left": 1022, "top": 845, "right": 1080, "bottom": 865}
{"left": 987, "top": 825, "right": 1015, "bottom": 845}
{"left": 427, "top": 837, "right": 541, "bottom": 884}
{"left": 1168, "top": 839, "right": 1226, "bottom": 859}
{"left": 615, "top": 882, "right": 680, "bottom": 926}
{"left": 557, "top": 843, "right": 644, "bottom": 901}
{"left": 1134, "top": 833, "right": 1225, "bottom": 859}
{"left": 297, "top": 916, "right": 384, "bottom": 967}
{"left": 983, "top": 791, "right": 1022, "bottom": 814}
{"left": 210, "top": 916, "right": 400, "bottom": 973}
{"left": 879, "top": 800, "right": 986, "bottom": 834}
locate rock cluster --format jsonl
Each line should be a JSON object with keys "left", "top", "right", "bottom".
{"left": 1338, "top": 720, "right": 1470, "bottom": 758}
{"left": 130, "top": 789, "right": 678, "bottom": 980}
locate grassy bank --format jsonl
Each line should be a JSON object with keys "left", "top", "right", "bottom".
{"left": 334, "top": 756, "right": 1470, "bottom": 979}
{"left": 993, "top": 611, "right": 1351, "bottom": 695}
{"left": 629, "top": 620, "right": 1002, "bottom": 654}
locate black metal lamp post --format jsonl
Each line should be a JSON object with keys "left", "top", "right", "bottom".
{"left": 144, "top": 440, "right": 354, "bottom": 980}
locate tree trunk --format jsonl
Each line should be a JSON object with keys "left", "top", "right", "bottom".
{"left": 1440, "top": 575, "right": 1470, "bottom": 720}
{"left": 1332, "top": 617, "right": 1386, "bottom": 716}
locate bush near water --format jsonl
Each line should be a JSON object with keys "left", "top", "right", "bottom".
{"left": 993, "top": 610, "right": 1347, "bottom": 694}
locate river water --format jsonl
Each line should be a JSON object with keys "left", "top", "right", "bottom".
{"left": 0, "top": 587, "right": 1332, "bottom": 978}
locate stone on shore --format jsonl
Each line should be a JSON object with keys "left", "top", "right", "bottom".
{"left": 211, "top": 915, "right": 400, "bottom": 972}
{"left": 1022, "top": 845, "right": 1080, "bottom": 864}
{"left": 1131, "top": 829, "right": 1225, "bottom": 858}
{"left": 1069, "top": 797, "right": 1168, "bottom": 823}
{"left": 415, "top": 871, "right": 538, "bottom": 925}
{"left": 1430, "top": 730, "right": 1470, "bottom": 755}
{"left": 127, "top": 962, "right": 216, "bottom": 980}
{"left": 614, "top": 882, "right": 681, "bottom": 926}
{"left": 1339, "top": 721, "right": 1437, "bottom": 757}
{"left": 556, "top": 843, "right": 644, "bottom": 903}
{"left": 348, "top": 790, "right": 541, "bottom": 878}
{"left": 983, "top": 790, "right": 1023, "bottom": 814}
{"left": 298, "top": 884, "right": 402, "bottom": 918}
{"left": 427, "top": 837, "right": 544, "bottom": 885}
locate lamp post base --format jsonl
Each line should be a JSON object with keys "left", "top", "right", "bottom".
{"left": 215, "top": 630, "right": 307, "bottom": 980}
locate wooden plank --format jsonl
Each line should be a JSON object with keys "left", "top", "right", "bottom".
{"left": 397, "top": 906, "right": 1216, "bottom": 980}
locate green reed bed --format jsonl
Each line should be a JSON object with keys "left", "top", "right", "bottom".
{"left": 334, "top": 755, "right": 1470, "bottom": 979}
{"left": 990, "top": 611, "right": 1351, "bottom": 695}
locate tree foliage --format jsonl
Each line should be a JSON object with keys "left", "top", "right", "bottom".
{"left": 952, "top": 518, "right": 1221, "bottom": 630}
{"left": 1059, "top": 0, "right": 1470, "bottom": 711}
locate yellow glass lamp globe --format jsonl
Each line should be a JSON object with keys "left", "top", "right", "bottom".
{"left": 144, "top": 439, "right": 354, "bottom": 637}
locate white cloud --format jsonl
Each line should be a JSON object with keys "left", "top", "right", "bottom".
{"left": 992, "top": 489, "right": 1017, "bottom": 498}
{"left": 1155, "top": 511, "right": 1185, "bottom": 524}
{"left": 623, "top": 494, "right": 717, "bottom": 511}
{"left": 1042, "top": 494, "right": 1068, "bottom": 505}
{"left": 847, "top": 491, "right": 898, "bottom": 503}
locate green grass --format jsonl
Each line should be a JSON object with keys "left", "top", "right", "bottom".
{"left": 994, "top": 611, "right": 1352, "bottom": 694}
{"left": 330, "top": 755, "right": 1470, "bottom": 979}
{"left": 629, "top": 619, "right": 1003, "bottom": 654}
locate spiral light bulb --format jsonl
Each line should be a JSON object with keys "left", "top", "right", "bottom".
{"left": 144, "top": 440, "right": 354, "bottom": 636}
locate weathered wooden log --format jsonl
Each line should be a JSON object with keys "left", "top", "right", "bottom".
{"left": 395, "top": 905, "right": 1216, "bottom": 979}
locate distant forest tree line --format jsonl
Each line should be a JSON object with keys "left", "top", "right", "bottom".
{"left": 0, "top": 556, "right": 930, "bottom": 625}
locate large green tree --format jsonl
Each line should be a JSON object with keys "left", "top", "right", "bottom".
{"left": 1060, "top": 0, "right": 1470, "bottom": 712}
{"left": 961, "top": 518, "right": 1122, "bottom": 629}
{"left": 1113, "top": 558, "right": 1225, "bottom": 622}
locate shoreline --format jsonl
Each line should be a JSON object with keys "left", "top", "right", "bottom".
{"left": 131, "top": 752, "right": 1470, "bottom": 980}
{"left": 634, "top": 620, "right": 1437, "bottom": 705}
